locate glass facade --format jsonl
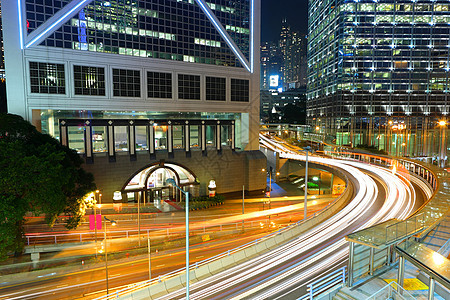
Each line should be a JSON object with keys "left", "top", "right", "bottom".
{"left": 308, "top": 0, "right": 450, "bottom": 120}
{"left": 28, "top": 0, "right": 250, "bottom": 68}
{"left": 308, "top": 0, "right": 450, "bottom": 158}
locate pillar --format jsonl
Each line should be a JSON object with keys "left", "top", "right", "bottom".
{"left": 428, "top": 278, "right": 435, "bottom": 300}
{"left": 201, "top": 122, "right": 206, "bottom": 156}
{"left": 231, "top": 121, "right": 236, "bottom": 150}
{"left": 129, "top": 122, "right": 136, "bottom": 161}
{"left": 216, "top": 121, "right": 221, "bottom": 152}
{"left": 107, "top": 122, "right": 115, "bottom": 162}
{"left": 84, "top": 121, "right": 93, "bottom": 163}
{"left": 148, "top": 123, "right": 155, "bottom": 159}
{"left": 59, "top": 120, "right": 68, "bottom": 147}
{"left": 397, "top": 256, "right": 405, "bottom": 294}
{"left": 348, "top": 242, "right": 355, "bottom": 287}
{"left": 168, "top": 123, "right": 173, "bottom": 158}
{"left": 369, "top": 247, "right": 375, "bottom": 275}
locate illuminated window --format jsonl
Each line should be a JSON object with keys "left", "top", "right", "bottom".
{"left": 73, "top": 65, "right": 105, "bottom": 96}
{"left": 29, "top": 62, "right": 65, "bottom": 94}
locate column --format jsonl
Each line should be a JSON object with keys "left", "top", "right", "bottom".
{"left": 428, "top": 278, "right": 435, "bottom": 300}
{"left": 107, "top": 122, "right": 115, "bottom": 162}
{"left": 216, "top": 121, "right": 221, "bottom": 152}
{"left": 148, "top": 123, "right": 155, "bottom": 159}
{"left": 348, "top": 242, "right": 355, "bottom": 287}
{"left": 84, "top": 121, "right": 93, "bottom": 164}
{"left": 185, "top": 123, "right": 190, "bottom": 157}
{"left": 369, "top": 247, "right": 375, "bottom": 275}
{"left": 59, "top": 120, "right": 68, "bottom": 147}
{"left": 231, "top": 121, "right": 236, "bottom": 150}
{"left": 129, "top": 121, "right": 136, "bottom": 161}
{"left": 201, "top": 122, "right": 206, "bottom": 156}
{"left": 397, "top": 256, "right": 405, "bottom": 294}
{"left": 168, "top": 122, "right": 173, "bottom": 158}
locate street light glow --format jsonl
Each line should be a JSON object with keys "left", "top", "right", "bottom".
{"left": 439, "top": 120, "right": 446, "bottom": 126}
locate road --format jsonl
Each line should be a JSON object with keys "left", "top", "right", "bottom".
{"left": 149, "top": 140, "right": 429, "bottom": 299}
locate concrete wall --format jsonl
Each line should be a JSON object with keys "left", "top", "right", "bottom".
{"left": 82, "top": 149, "right": 266, "bottom": 203}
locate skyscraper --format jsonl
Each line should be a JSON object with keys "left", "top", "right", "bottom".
{"left": 0, "top": 3, "right": 4, "bottom": 79}
{"left": 308, "top": 0, "right": 450, "bottom": 156}
{"left": 2, "top": 0, "right": 265, "bottom": 199}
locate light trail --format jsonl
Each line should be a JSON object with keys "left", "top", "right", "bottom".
{"left": 153, "top": 135, "right": 424, "bottom": 300}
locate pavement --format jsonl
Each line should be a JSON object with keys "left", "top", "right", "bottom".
{"left": 341, "top": 260, "right": 447, "bottom": 300}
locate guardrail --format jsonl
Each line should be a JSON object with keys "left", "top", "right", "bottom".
{"left": 95, "top": 162, "right": 355, "bottom": 300}
{"left": 367, "top": 281, "right": 416, "bottom": 300}
{"left": 24, "top": 220, "right": 274, "bottom": 246}
{"left": 297, "top": 267, "right": 347, "bottom": 300}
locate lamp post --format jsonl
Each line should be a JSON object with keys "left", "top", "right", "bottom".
{"left": 261, "top": 167, "right": 280, "bottom": 222}
{"left": 439, "top": 120, "right": 447, "bottom": 168}
{"left": 303, "top": 146, "right": 312, "bottom": 220}
{"left": 102, "top": 216, "right": 117, "bottom": 295}
{"left": 166, "top": 178, "right": 190, "bottom": 299}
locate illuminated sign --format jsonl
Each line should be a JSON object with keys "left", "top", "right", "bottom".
{"left": 269, "top": 75, "right": 279, "bottom": 87}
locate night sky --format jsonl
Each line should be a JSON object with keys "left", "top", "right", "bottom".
{"left": 261, "top": 0, "right": 309, "bottom": 42}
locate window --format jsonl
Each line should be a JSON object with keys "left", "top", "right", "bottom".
{"left": 30, "top": 62, "right": 65, "bottom": 94}
{"left": 231, "top": 79, "right": 249, "bottom": 102}
{"left": 206, "top": 77, "right": 226, "bottom": 101}
{"left": 178, "top": 74, "right": 201, "bottom": 100}
{"left": 147, "top": 71, "right": 172, "bottom": 98}
{"left": 113, "top": 69, "right": 140, "bottom": 97}
{"left": 74, "top": 65, "right": 105, "bottom": 96}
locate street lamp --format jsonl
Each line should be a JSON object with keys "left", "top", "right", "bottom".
{"left": 165, "top": 178, "right": 190, "bottom": 299}
{"left": 312, "top": 176, "right": 320, "bottom": 195}
{"left": 102, "top": 216, "right": 116, "bottom": 295}
{"left": 439, "top": 120, "right": 447, "bottom": 168}
{"left": 302, "top": 146, "right": 312, "bottom": 220}
{"left": 262, "top": 167, "right": 280, "bottom": 222}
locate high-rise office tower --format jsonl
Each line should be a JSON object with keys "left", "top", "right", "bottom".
{"left": 260, "top": 41, "right": 283, "bottom": 90}
{"left": 2, "top": 0, "right": 264, "bottom": 201}
{"left": 308, "top": 0, "right": 450, "bottom": 156}
{"left": 0, "top": 3, "right": 4, "bottom": 79}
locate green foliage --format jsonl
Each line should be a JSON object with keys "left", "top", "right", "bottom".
{"left": 179, "top": 195, "right": 225, "bottom": 210}
{"left": 0, "top": 113, "right": 96, "bottom": 259}
{"left": 307, "top": 182, "right": 319, "bottom": 189}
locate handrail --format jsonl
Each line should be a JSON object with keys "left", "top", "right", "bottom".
{"left": 366, "top": 281, "right": 416, "bottom": 300}
{"left": 94, "top": 161, "right": 354, "bottom": 300}
{"left": 296, "top": 266, "right": 346, "bottom": 300}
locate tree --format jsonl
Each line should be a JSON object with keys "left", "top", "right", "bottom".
{"left": 0, "top": 113, "right": 96, "bottom": 259}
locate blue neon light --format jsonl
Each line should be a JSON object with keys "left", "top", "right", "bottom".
{"left": 18, "top": 0, "right": 24, "bottom": 49}
{"left": 26, "top": 0, "right": 91, "bottom": 48}
{"left": 250, "top": 0, "right": 254, "bottom": 73}
{"left": 194, "top": 0, "right": 251, "bottom": 72}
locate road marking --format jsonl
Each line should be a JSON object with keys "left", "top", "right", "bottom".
{"left": 56, "top": 284, "right": 68, "bottom": 288}
{"left": 196, "top": 256, "right": 204, "bottom": 259}
{"left": 156, "top": 264, "right": 165, "bottom": 268}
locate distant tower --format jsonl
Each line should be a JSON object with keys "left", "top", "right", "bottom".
{"left": 0, "top": 3, "right": 4, "bottom": 79}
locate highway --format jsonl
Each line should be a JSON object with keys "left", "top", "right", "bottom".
{"left": 0, "top": 195, "right": 332, "bottom": 299}
{"left": 150, "top": 136, "right": 429, "bottom": 300}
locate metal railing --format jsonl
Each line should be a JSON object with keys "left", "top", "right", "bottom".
{"left": 24, "top": 220, "right": 274, "bottom": 246}
{"left": 297, "top": 266, "right": 347, "bottom": 300}
{"left": 94, "top": 165, "right": 353, "bottom": 299}
{"left": 367, "top": 281, "right": 416, "bottom": 300}
{"left": 385, "top": 213, "right": 426, "bottom": 244}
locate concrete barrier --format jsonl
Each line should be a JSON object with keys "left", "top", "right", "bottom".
{"left": 115, "top": 162, "right": 355, "bottom": 300}
{"left": 148, "top": 283, "right": 169, "bottom": 299}
{"left": 164, "top": 276, "right": 183, "bottom": 293}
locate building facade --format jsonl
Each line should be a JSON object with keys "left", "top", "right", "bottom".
{"left": 308, "top": 0, "right": 450, "bottom": 159}
{"left": 2, "top": 0, "right": 265, "bottom": 201}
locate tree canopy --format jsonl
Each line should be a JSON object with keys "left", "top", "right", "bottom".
{"left": 0, "top": 113, "right": 96, "bottom": 259}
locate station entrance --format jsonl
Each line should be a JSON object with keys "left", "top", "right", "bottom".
{"left": 123, "top": 163, "right": 197, "bottom": 207}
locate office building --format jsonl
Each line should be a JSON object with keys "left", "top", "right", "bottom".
{"left": 2, "top": 0, "right": 265, "bottom": 202}
{"left": 308, "top": 0, "right": 450, "bottom": 158}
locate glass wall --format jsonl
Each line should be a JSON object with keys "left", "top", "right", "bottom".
{"left": 68, "top": 126, "right": 85, "bottom": 153}
{"left": 135, "top": 126, "right": 148, "bottom": 151}
{"left": 154, "top": 126, "right": 167, "bottom": 150}
{"left": 190, "top": 125, "right": 200, "bottom": 148}
{"left": 221, "top": 125, "right": 232, "bottom": 147}
{"left": 206, "top": 125, "right": 216, "bottom": 148}
{"left": 92, "top": 126, "right": 107, "bottom": 152}
{"left": 114, "top": 126, "right": 128, "bottom": 152}
{"left": 173, "top": 126, "right": 184, "bottom": 149}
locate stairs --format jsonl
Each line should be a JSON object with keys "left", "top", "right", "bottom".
{"left": 332, "top": 290, "right": 357, "bottom": 300}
